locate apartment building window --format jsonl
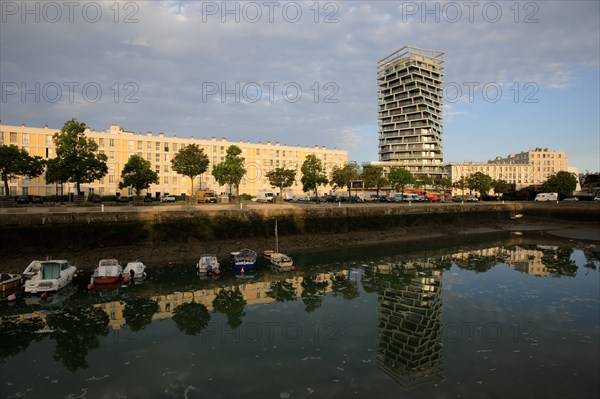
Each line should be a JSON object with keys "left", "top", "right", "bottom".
{"left": 155, "top": 154, "right": 160, "bottom": 163}
{"left": 137, "top": 152, "right": 142, "bottom": 158}
{"left": 256, "top": 148, "right": 260, "bottom": 156}
{"left": 109, "top": 175, "right": 115, "bottom": 183}
{"left": 147, "top": 152, "right": 151, "bottom": 161}
{"left": 213, "top": 156, "right": 217, "bottom": 163}
{"left": 109, "top": 139, "right": 115, "bottom": 148}
{"left": 282, "top": 150, "right": 286, "bottom": 157}
{"left": 220, "top": 146, "right": 224, "bottom": 154}
{"left": 164, "top": 165, "right": 169, "bottom": 173}
{"left": 128, "top": 141, "right": 134, "bottom": 151}
{"left": 46, "top": 135, "right": 53, "bottom": 146}
{"left": 164, "top": 154, "right": 169, "bottom": 162}
{"left": 156, "top": 142, "right": 160, "bottom": 151}
{"left": 0, "top": 132, "right": 4, "bottom": 144}
{"left": 164, "top": 176, "right": 169, "bottom": 184}
{"left": 276, "top": 150, "right": 279, "bottom": 157}
{"left": 172, "top": 176, "right": 177, "bottom": 185}
{"left": 173, "top": 143, "right": 178, "bottom": 152}
{"left": 137, "top": 141, "right": 142, "bottom": 150}
{"left": 147, "top": 142, "right": 152, "bottom": 150}
{"left": 109, "top": 151, "right": 114, "bottom": 161}
{"left": 164, "top": 143, "right": 169, "bottom": 152}
{"left": 22, "top": 133, "right": 29, "bottom": 145}
{"left": 98, "top": 138, "right": 105, "bottom": 148}
{"left": 10, "top": 132, "right": 17, "bottom": 143}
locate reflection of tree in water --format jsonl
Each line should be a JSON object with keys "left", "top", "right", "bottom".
{"left": 331, "top": 272, "right": 359, "bottom": 300}
{"left": 300, "top": 274, "right": 329, "bottom": 313}
{"left": 123, "top": 297, "right": 159, "bottom": 332}
{"left": 172, "top": 301, "right": 211, "bottom": 335}
{"left": 0, "top": 316, "right": 44, "bottom": 362}
{"left": 454, "top": 254, "right": 499, "bottom": 274}
{"left": 266, "top": 280, "right": 297, "bottom": 303}
{"left": 361, "top": 262, "right": 416, "bottom": 294}
{"left": 582, "top": 247, "right": 600, "bottom": 272}
{"left": 540, "top": 247, "right": 578, "bottom": 277}
{"left": 46, "top": 305, "right": 109, "bottom": 372}
{"left": 212, "top": 288, "right": 247, "bottom": 329}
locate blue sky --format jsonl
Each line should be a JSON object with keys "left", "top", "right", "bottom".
{"left": 1, "top": 1, "right": 598, "bottom": 172}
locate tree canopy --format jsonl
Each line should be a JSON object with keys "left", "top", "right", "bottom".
{"left": 171, "top": 144, "right": 210, "bottom": 194}
{"left": 330, "top": 163, "right": 359, "bottom": 198}
{"left": 300, "top": 154, "right": 329, "bottom": 200}
{"left": 52, "top": 118, "right": 108, "bottom": 194}
{"left": 265, "top": 167, "right": 296, "bottom": 197}
{"left": 362, "top": 165, "right": 388, "bottom": 197}
{"left": 0, "top": 144, "right": 45, "bottom": 196}
{"left": 541, "top": 171, "right": 578, "bottom": 198}
{"left": 118, "top": 154, "right": 158, "bottom": 196}
{"left": 211, "top": 145, "right": 246, "bottom": 196}
{"left": 387, "top": 167, "right": 414, "bottom": 196}
{"left": 467, "top": 172, "right": 493, "bottom": 197}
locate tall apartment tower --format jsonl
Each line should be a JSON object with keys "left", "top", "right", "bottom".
{"left": 377, "top": 46, "right": 445, "bottom": 178}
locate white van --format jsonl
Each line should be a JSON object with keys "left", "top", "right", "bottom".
{"left": 534, "top": 192, "right": 558, "bottom": 202}
{"left": 256, "top": 190, "right": 275, "bottom": 203}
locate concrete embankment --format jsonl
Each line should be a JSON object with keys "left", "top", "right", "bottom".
{"left": 1, "top": 202, "right": 598, "bottom": 257}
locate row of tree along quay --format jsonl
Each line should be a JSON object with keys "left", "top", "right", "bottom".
{"left": 0, "top": 118, "right": 584, "bottom": 208}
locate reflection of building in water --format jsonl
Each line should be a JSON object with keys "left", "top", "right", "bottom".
{"left": 16, "top": 271, "right": 346, "bottom": 331}
{"left": 373, "top": 259, "right": 444, "bottom": 387}
{"left": 452, "top": 245, "right": 549, "bottom": 277}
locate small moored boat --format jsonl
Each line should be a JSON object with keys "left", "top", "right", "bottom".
{"left": 24, "top": 260, "right": 77, "bottom": 294}
{"left": 231, "top": 249, "right": 257, "bottom": 271}
{"left": 91, "top": 259, "right": 123, "bottom": 285}
{"left": 197, "top": 255, "right": 221, "bottom": 275}
{"left": 123, "top": 261, "right": 147, "bottom": 280}
{"left": 0, "top": 273, "right": 22, "bottom": 292}
{"left": 263, "top": 220, "right": 294, "bottom": 272}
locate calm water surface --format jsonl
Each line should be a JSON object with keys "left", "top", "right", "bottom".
{"left": 1, "top": 235, "right": 599, "bottom": 399}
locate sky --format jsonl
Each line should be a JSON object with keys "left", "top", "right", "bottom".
{"left": 1, "top": 0, "right": 599, "bottom": 172}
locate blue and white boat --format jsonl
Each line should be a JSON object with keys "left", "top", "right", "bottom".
{"left": 231, "top": 249, "right": 257, "bottom": 271}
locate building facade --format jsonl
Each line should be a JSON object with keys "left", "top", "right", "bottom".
{"left": 0, "top": 123, "right": 347, "bottom": 198}
{"left": 447, "top": 148, "right": 577, "bottom": 194}
{"left": 375, "top": 46, "right": 446, "bottom": 178}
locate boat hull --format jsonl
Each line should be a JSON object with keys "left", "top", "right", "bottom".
{"left": 231, "top": 249, "right": 258, "bottom": 271}
{"left": 92, "top": 275, "right": 122, "bottom": 285}
{"left": 0, "top": 274, "right": 21, "bottom": 292}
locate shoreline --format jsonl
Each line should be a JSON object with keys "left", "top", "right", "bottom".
{"left": 1, "top": 216, "right": 598, "bottom": 274}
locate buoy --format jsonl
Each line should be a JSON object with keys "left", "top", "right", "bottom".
{"left": 122, "top": 277, "right": 130, "bottom": 284}
{"left": 241, "top": 267, "right": 245, "bottom": 275}
{"left": 290, "top": 266, "right": 295, "bottom": 271}
{"left": 87, "top": 283, "right": 94, "bottom": 290}
{"left": 7, "top": 293, "right": 17, "bottom": 302}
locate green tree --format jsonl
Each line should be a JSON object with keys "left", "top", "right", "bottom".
{"left": 52, "top": 118, "right": 108, "bottom": 194}
{"left": 330, "top": 163, "right": 359, "bottom": 198}
{"left": 265, "top": 167, "right": 296, "bottom": 198}
{"left": 45, "top": 157, "right": 69, "bottom": 199}
{"left": 362, "top": 165, "right": 388, "bottom": 198}
{"left": 541, "top": 171, "right": 578, "bottom": 198}
{"left": 413, "top": 174, "right": 433, "bottom": 192}
{"left": 118, "top": 154, "right": 158, "bottom": 196}
{"left": 492, "top": 179, "right": 513, "bottom": 195}
{"left": 0, "top": 144, "right": 45, "bottom": 196}
{"left": 467, "top": 172, "right": 493, "bottom": 197}
{"left": 171, "top": 144, "right": 210, "bottom": 194}
{"left": 211, "top": 145, "right": 246, "bottom": 196}
{"left": 387, "top": 167, "right": 414, "bottom": 198}
{"left": 122, "top": 297, "right": 159, "bottom": 332}
{"left": 212, "top": 288, "right": 247, "bottom": 328}
{"left": 453, "top": 176, "right": 469, "bottom": 195}
{"left": 300, "top": 154, "right": 329, "bottom": 201}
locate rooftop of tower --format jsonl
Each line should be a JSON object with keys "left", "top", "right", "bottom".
{"left": 378, "top": 45, "right": 444, "bottom": 70}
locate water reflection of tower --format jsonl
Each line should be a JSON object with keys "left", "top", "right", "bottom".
{"left": 376, "top": 261, "right": 444, "bottom": 387}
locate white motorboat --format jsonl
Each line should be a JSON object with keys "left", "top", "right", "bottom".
{"left": 24, "top": 260, "right": 77, "bottom": 294}
{"left": 22, "top": 260, "right": 43, "bottom": 280}
{"left": 123, "top": 261, "right": 147, "bottom": 280}
{"left": 197, "top": 255, "right": 221, "bottom": 275}
{"left": 91, "top": 259, "right": 123, "bottom": 285}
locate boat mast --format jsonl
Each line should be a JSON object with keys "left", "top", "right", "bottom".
{"left": 275, "top": 219, "right": 279, "bottom": 253}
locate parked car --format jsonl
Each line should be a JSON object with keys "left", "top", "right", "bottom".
{"left": 31, "top": 196, "right": 44, "bottom": 204}
{"left": 563, "top": 197, "right": 579, "bottom": 202}
{"left": 118, "top": 196, "right": 130, "bottom": 203}
{"left": 90, "top": 195, "right": 102, "bottom": 203}
{"left": 161, "top": 195, "right": 176, "bottom": 203}
{"left": 594, "top": 196, "right": 600, "bottom": 202}
{"left": 144, "top": 196, "right": 154, "bottom": 203}
{"left": 293, "top": 195, "right": 310, "bottom": 202}
{"left": 16, "top": 195, "right": 29, "bottom": 204}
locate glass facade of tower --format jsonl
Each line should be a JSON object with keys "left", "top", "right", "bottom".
{"left": 377, "top": 46, "right": 445, "bottom": 178}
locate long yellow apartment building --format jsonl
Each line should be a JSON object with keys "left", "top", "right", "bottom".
{"left": 0, "top": 123, "right": 347, "bottom": 198}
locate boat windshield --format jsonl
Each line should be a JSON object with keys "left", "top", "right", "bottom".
{"left": 41, "top": 262, "right": 61, "bottom": 280}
